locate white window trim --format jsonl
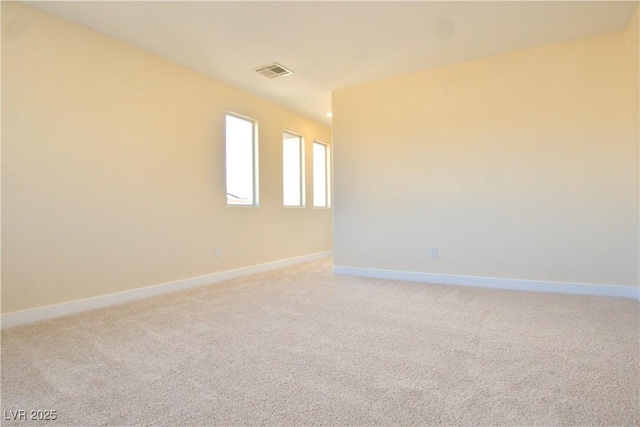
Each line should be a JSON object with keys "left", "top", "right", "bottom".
{"left": 283, "top": 130, "right": 305, "bottom": 208}
{"left": 313, "top": 140, "right": 331, "bottom": 209}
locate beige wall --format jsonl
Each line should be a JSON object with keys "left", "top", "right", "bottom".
{"left": 333, "top": 30, "right": 638, "bottom": 288}
{"left": 1, "top": 3, "right": 332, "bottom": 314}
{"left": 628, "top": 6, "right": 640, "bottom": 289}
{"left": 629, "top": 7, "right": 639, "bottom": 142}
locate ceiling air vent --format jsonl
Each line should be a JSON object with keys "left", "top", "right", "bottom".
{"left": 253, "top": 62, "right": 294, "bottom": 79}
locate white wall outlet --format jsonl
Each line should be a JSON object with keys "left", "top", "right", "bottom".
{"left": 429, "top": 247, "right": 438, "bottom": 258}
{"left": 215, "top": 246, "right": 222, "bottom": 258}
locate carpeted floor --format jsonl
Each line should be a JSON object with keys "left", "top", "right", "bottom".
{"left": 1, "top": 258, "right": 639, "bottom": 426}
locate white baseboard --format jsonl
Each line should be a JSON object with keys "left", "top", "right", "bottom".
{"left": 1, "top": 250, "right": 333, "bottom": 329}
{"left": 333, "top": 265, "right": 640, "bottom": 301}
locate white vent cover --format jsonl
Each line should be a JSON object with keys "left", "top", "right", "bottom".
{"left": 253, "top": 63, "right": 294, "bottom": 79}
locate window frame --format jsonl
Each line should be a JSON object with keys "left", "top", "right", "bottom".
{"left": 282, "top": 130, "right": 305, "bottom": 208}
{"left": 312, "top": 140, "right": 330, "bottom": 208}
{"left": 225, "top": 112, "right": 259, "bottom": 207}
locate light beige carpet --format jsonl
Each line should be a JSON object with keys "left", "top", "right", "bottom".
{"left": 1, "top": 258, "right": 638, "bottom": 426}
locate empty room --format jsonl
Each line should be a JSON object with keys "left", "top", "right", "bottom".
{"left": 1, "top": 1, "right": 639, "bottom": 425}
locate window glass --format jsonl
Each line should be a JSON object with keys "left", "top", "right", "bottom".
{"left": 226, "top": 114, "right": 257, "bottom": 206}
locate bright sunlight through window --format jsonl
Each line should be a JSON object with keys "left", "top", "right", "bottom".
{"left": 226, "top": 114, "right": 257, "bottom": 206}
{"left": 283, "top": 132, "right": 304, "bottom": 207}
{"left": 313, "top": 141, "right": 329, "bottom": 208}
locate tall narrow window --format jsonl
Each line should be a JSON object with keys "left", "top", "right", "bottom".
{"left": 283, "top": 132, "right": 304, "bottom": 207}
{"left": 226, "top": 114, "right": 258, "bottom": 206}
{"left": 313, "top": 141, "right": 330, "bottom": 208}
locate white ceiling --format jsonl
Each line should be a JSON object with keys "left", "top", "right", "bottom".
{"left": 28, "top": 1, "right": 638, "bottom": 126}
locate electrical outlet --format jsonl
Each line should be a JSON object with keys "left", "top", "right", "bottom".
{"left": 215, "top": 246, "right": 222, "bottom": 258}
{"left": 429, "top": 247, "right": 438, "bottom": 258}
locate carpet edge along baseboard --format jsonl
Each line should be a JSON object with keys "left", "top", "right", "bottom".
{"left": 334, "top": 265, "right": 640, "bottom": 301}
{"left": 1, "top": 251, "right": 333, "bottom": 329}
